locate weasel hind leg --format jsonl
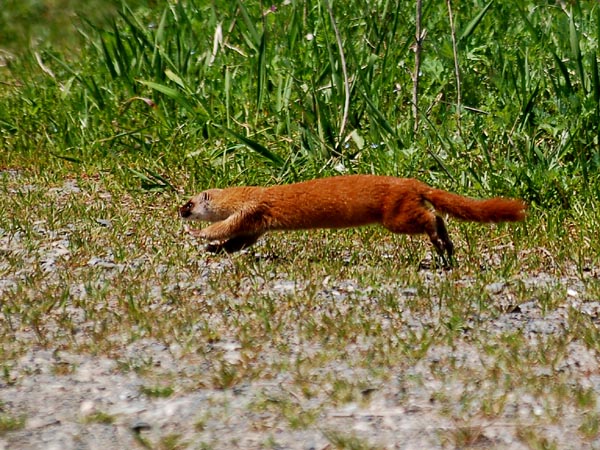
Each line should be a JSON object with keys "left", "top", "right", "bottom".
{"left": 429, "top": 215, "right": 455, "bottom": 267}
{"left": 206, "top": 234, "right": 262, "bottom": 253}
{"left": 383, "top": 206, "right": 455, "bottom": 267}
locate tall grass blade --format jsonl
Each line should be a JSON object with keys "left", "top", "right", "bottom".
{"left": 237, "top": 0, "right": 261, "bottom": 50}
{"left": 569, "top": 8, "right": 587, "bottom": 93}
{"left": 112, "top": 21, "right": 129, "bottom": 81}
{"left": 128, "top": 167, "right": 176, "bottom": 192}
{"left": 100, "top": 35, "right": 118, "bottom": 79}
{"left": 552, "top": 50, "right": 574, "bottom": 95}
{"left": 215, "top": 124, "right": 285, "bottom": 167}
{"left": 118, "top": 6, "right": 153, "bottom": 50}
{"left": 137, "top": 79, "right": 196, "bottom": 114}
{"left": 592, "top": 54, "right": 599, "bottom": 108}
{"left": 256, "top": 32, "right": 266, "bottom": 113}
{"left": 595, "top": 6, "right": 600, "bottom": 107}
{"left": 225, "top": 66, "right": 231, "bottom": 128}
{"left": 519, "top": 85, "right": 540, "bottom": 130}
{"left": 459, "top": 0, "right": 493, "bottom": 43}
{"left": 516, "top": 7, "right": 573, "bottom": 95}
{"left": 152, "top": 8, "right": 169, "bottom": 76}
{"left": 164, "top": 68, "right": 187, "bottom": 91}
{"left": 360, "top": 92, "right": 402, "bottom": 145}
{"left": 417, "top": 113, "right": 455, "bottom": 179}
{"left": 45, "top": 53, "right": 105, "bottom": 108}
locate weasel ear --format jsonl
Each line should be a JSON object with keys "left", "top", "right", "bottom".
{"left": 200, "top": 189, "right": 222, "bottom": 201}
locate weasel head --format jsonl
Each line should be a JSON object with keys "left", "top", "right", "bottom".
{"left": 179, "top": 189, "right": 228, "bottom": 222}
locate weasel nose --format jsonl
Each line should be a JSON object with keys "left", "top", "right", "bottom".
{"left": 179, "top": 201, "right": 193, "bottom": 218}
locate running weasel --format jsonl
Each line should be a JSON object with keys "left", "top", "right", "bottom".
{"left": 179, "top": 175, "right": 526, "bottom": 262}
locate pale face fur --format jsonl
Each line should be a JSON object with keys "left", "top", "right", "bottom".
{"left": 179, "top": 189, "right": 227, "bottom": 222}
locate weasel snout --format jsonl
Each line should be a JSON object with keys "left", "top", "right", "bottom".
{"left": 179, "top": 200, "right": 194, "bottom": 219}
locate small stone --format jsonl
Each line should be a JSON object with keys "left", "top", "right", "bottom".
{"left": 26, "top": 417, "right": 61, "bottom": 430}
{"left": 130, "top": 421, "right": 151, "bottom": 433}
{"left": 79, "top": 400, "right": 97, "bottom": 416}
{"left": 485, "top": 282, "right": 505, "bottom": 294}
{"left": 87, "top": 257, "right": 118, "bottom": 269}
{"left": 95, "top": 219, "right": 112, "bottom": 228}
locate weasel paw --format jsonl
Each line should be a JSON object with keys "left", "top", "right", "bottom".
{"left": 205, "top": 242, "right": 227, "bottom": 253}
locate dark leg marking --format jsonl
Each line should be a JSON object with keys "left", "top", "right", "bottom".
{"left": 428, "top": 215, "right": 455, "bottom": 267}
{"left": 205, "top": 234, "right": 261, "bottom": 253}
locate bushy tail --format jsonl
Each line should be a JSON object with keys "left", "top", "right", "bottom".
{"left": 424, "top": 189, "right": 527, "bottom": 223}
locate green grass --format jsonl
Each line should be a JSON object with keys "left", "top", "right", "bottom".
{"left": 1, "top": 0, "right": 600, "bottom": 448}
{"left": 0, "top": 412, "right": 26, "bottom": 435}
{"left": 82, "top": 410, "right": 116, "bottom": 425}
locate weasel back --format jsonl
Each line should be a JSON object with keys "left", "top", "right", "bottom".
{"left": 262, "top": 175, "right": 394, "bottom": 230}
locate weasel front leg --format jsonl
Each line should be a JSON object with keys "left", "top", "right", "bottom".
{"left": 192, "top": 208, "right": 267, "bottom": 252}
{"left": 194, "top": 220, "right": 238, "bottom": 241}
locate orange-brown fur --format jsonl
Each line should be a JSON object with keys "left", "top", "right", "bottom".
{"left": 179, "top": 175, "right": 527, "bottom": 262}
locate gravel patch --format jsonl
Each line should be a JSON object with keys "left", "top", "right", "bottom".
{"left": 2, "top": 270, "right": 599, "bottom": 450}
{"left": 1, "top": 179, "right": 600, "bottom": 449}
